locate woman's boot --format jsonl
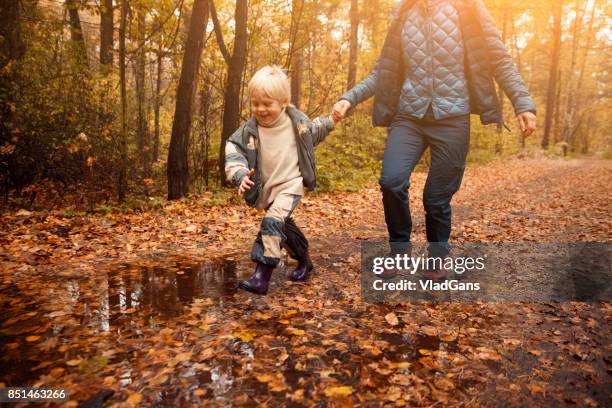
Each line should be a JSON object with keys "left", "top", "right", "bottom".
{"left": 239, "top": 262, "right": 275, "bottom": 295}
{"left": 289, "top": 251, "right": 313, "bottom": 281}
{"left": 381, "top": 243, "right": 412, "bottom": 279}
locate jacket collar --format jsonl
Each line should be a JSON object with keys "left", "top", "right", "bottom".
{"left": 286, "top": 105, "right": 308, "bottom": 124}
{"left": 392, "top": 0, "right": 416, "bottom": 22}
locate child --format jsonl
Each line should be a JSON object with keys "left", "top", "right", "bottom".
{"left": 224, "top": 65, "right": 337, "bottom": 295}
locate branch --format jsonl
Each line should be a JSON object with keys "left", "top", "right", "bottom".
{"left": 210, "top": 0, "right": 230, "bottom": 65}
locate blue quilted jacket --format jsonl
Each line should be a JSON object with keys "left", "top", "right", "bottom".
{"left": 341, "top": 0, "right": 536, "bottom": 127}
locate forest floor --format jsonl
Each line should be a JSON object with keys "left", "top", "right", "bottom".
{"left": 1, "top": 157, "right": 611, "bottom": 407}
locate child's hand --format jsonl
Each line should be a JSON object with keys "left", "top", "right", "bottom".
{"left": 239, "top": 169, "right": 255, "bottom": 196}
{"left": 331, "top": 111, "right": 342, "bottom": 124}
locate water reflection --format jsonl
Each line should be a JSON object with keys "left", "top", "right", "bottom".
{"left": 0, "top": 255, "right": 243, "bottom": 386}
{"left": 95, "top": 256, "right": 240, "bottom": 331}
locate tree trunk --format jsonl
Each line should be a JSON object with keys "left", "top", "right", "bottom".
{"left": 65, "top": 0, "right": 89, "bottom": 69}
{"left": 118, "top": 0, "right": 128, "bottom": 202}
{"left": 153, "top": 44, "right": 162, "bottom": 163}
{"left": 509, "top": 11, "right": 526, "bottom": 149}
{"left": 100, "top": 0, "right": 114, "bottom": 67}
{"left": 135, "top": 6, "right": 150, "bottom": 180}
{"left": 218, "top": 0, "right": 248, "bottom": 185}
{"left": 290, "top": 49, "right": 303, "bottom": 108}
{"left": 289, "top": 0, "right": 304, "bottom": 108}
{"left": 553, "top": 66, "right": 562, "bottom": 144}
{"left": 561, "top": 0, "right": 586, "bottom": 144}
{"left": 542, "top": 2, "right": 562, "bottom": 149}
{"left": 347, "top": 0, "right": 359, "bottom": 90}
{"left": 210, "top": 0, "right": 230, "bottom": 64}
{"left": 199, "top": 84, "right": 211, "bottom": 189}
{"left": 570, "top": 0, "right": 597, "bottom": 150}
{"left": 306, "top": 40, "right": 316, "bottom": 114}
{"left": 167, "top": 0, "right": 210, "bottom": 200}
{"left": 0, "top": 0, "right": 25, "bottom": 69}
{"left": 495, "top": 4, "right": 508, "bottom": 154}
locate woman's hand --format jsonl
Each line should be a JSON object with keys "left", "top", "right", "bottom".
{"left": 517, "top": 112, "right": 537, "bottom": 138}
{"left": 332, "top": 100, "right": 352, "bottom": 122}
{"left": 239, "top": 169, "right": 255, "bottom": 196}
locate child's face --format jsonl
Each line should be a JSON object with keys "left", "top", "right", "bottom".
{"left": 250, "top": 90, "right": 285, "bottom": 126}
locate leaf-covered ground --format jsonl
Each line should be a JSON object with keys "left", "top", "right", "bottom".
{"left": 1, "top": 157, "right": 610, "bottom": 407}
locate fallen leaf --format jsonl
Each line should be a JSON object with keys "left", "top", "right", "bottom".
{"left": 126, "top": 392, "right": 142, "bottom": 405}
{"left": 233, "top": 331, "right": 256, "bottom": 342}
{"left": 324, "top": 385, "right": 353, "bottom": 397}
{"left": 49, "top": 367, "right": 65, "bottom": 377}
{"left": 527, "top": 383, "right": 545, "bottom": 394}
{"left": 385, "top": 312, "right": 399, "bottom": 326}
{"left": 286, "top": 327, "right": 305, "bottom": 336}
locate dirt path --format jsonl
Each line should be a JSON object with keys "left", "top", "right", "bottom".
{"left": 1, "top": 157, "right": 610, "bottom": 407}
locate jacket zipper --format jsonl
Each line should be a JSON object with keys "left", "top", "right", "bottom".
{"left": 427, "top": 6, "right": 435, "bottom": 109}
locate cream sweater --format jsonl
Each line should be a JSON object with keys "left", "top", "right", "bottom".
{"left": 256, "top": 111, "right": 304, "bottom": 209}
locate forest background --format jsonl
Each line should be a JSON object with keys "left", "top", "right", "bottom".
{"left": 0, "top": 0, "right": 610, "bottom": 212}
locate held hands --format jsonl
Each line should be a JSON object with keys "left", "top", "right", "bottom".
{"left": 332, "top": 100, "right": 352, "bottom": 123}
{"left": 238, "top": 168, "right": 255, "bottom": 196}
{"left": 517, "top": 111, "right": 537, "bottom": 138}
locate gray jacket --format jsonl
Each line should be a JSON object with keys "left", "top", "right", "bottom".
{"left": 341, "top": 0, "right": 536, "bottom": 127}
{"left": 224, "top": 106, "right": 334, "bottom": 207}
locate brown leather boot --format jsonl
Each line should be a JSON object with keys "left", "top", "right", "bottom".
{"left": 422, "top": 263, "right": 448, "bottom": 281}
{"left": 380, "top": 244, "right": 412, "bottom": 279}
{"left": 422, "top": 250, "right": 450, "bottom": 282}
{"left": 289, "top": 251, "right": 313, "bottom": 281}
{"left": 238, "top": 262, "right": 275, "bottom": 295}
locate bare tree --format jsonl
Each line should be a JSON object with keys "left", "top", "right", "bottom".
{"left": 153, "top": 37, "right": 163, "bottom": 163}
{"left": 0, "top": 0, "right": 25, "bottom": 69}
{"left": 571, "top": 0, "right": 598, "bottom": 151}
{"left": 289, "top": 0, "right": 305, "bottom": 108}
{"left": 135, "top": 4, "right": 151, "bottom": 182}
{"left": 542, "top": 1, "right": 562, "bottom": 149}
{"left": 495, "top": 3, "right": 509, "bottom": 154}
{"left": 100, "top": 0, "right": 114, "bottom": 67}
{"left": 217, "top": 0, "right": 248, "bottom": 185}
{"left": 118, "top": 0, "right": 128, "bottom": 201}
{"left": 210, "top": 0, "right": 230, "bottom": 64}
{"left": 167, "top": 0, "right": 210, "bottom": 199}
{"left": 65, "top": 0, "right": 89, "bottom": 69}
{"left": 347, "top": 0, "right": 359, "bottom": 90}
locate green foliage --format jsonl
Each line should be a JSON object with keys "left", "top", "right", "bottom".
{"left": 1, "top": 5, "right": 122, "bottom": 206}
{"left": 316, "top": 114, "right": 386, "bottom": 191}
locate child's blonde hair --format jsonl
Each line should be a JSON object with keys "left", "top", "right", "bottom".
{"left": 248, "top": 65, "right": 291, "bottom": 105}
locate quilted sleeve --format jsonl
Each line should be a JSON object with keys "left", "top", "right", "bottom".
{"left": 339, "top": 64, "right": 379, "bottom": 111}
{"left": 472, "top": 0, "right": 536, "bottom": 115}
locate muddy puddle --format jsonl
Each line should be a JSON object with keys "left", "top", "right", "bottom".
{"left": 1, "top": 253, "right": 464, "bottom": 404}
{"left": 0, "top": 254, "right": 249, "bottom": 386}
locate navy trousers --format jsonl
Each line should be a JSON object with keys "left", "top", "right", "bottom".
{"left": 379, "top": 107, "right": 470, "bottom": 256}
